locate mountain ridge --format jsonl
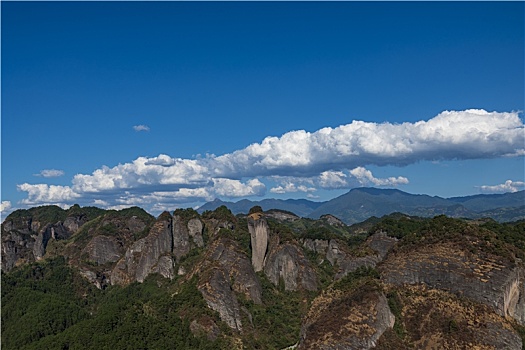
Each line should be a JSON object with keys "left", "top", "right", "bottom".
{"left": 198, "top": 188, "right": 525, "bottom": 224}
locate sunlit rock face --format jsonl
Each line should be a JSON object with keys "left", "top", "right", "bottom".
{"left": 248, "top": 213, "right": 269, "bottom": 272}
{"left": 264, "top": 243, "right": 318, "bottom": 292}
{"left": 111, "top": 212, "right": 173, "bottom": 285}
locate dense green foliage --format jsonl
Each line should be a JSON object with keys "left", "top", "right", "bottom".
{"left": 201, "top": 205, "right": 235, "bottom": 223}
{"left": 240, "top": 273, "right": 305, "bottom": 349}
{"left": 1, "top": 259, "right": 228, "bottom": 350}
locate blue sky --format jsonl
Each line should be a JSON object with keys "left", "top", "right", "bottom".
{"left": 2, "top": 1, "right": 524, "bottom": 217}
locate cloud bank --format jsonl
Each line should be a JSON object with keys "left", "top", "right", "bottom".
{"left": 16, "top": 109, "right": 525, "bottom": 212}
{"left": 480, "top": 180, "right": 525, "bottom": 194}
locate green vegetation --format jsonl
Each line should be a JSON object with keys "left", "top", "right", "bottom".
{"left": 240, "top": 272, "right": 305, "bottom": 349}
{"left": 201, "top": 205, "right": 236, "bottom": 223}
{"left": 386, "top": 291, "right": 406, "bottom": 339}
{"left": 248, "top": 205, "right": 263, "bottom": 215}
{"left": 174, "top": 208, "right": 200, "bottom": 221}
{"left": 1, "top": 258, "right": 229, "bottom": 350}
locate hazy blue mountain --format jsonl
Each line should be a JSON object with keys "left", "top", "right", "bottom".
{"left": 448, "top": 191, "right": 525, "bottom": 212}
{"left": 308, "top": 188, "right": 525, "bottom": 224}
{"left": 198, "top": 188, "right": 525, "bottom": 224}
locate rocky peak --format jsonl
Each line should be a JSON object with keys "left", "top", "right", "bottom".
{"left": 265, "top": 209, "right": 300, "bottom": 222}
{"left": 320, "top": 214, "right": 346, "bottom": 227}
{"left": 247, "top": 210, "right": 269, "bottom": 272}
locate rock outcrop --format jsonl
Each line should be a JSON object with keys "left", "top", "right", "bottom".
{"left": 82, "top": 235, "right": 122, "bottom": 265}
{"left": 248, "top": 213, "right": 268, "bottom": 272}
{"left": 111, "top": 212, "right": 173, "bottom": 284}
{"left": 264, "top": 243, "right": 318, "bottom": 291}
{"left": 375, "top": 285, "right": 523, "bottom": 350}
{"left": 299, "top": 287, "right": 394, "bottom": 349}
{"left": 380, "top": 241, "right": 525, "bottom": 324}
{"left": 189, "top": 236, "right": 263, "bottom": 331}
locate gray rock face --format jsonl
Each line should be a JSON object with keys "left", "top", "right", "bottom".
{"left": 198, "top": 267, "right": 243, "bottom": 331}
{"left": 302, "top": 239, "right": 329, "bottom": 256}
{"left": 1, "top": 231, "right": 35, "bottom": 271}
{"left": 299, "top": 291, "right": 394, "bottom": 350}
{"left": 82, "top": 235, "right": 122, "bottom": 265}
{"left": 152, "top": 255, "right": 175, "bottom": 280}
{"left": 111, "top": 212, "right": 173, "bottom": 284}
{"left": 33, "top": 226, "right": 53, "bottom": 260}
{"left": 265, "top": 210, "right": 300, "bottom": 222}
{"left": 172, "top": 215, "right": 191, "bottom": 262}
{"left": 188, "top": 236, "right": 262, "bottom": 330}
{"left": 187, "top": 218, "right": 204, "bottom": 247}
{"left": 367, "top": 231, "right": 397, "bottom": 260}
{"left": 63, "top": 215, "right": 88, "bottom": 233}
{"left": 248, "top": 214, "right": 269, "bottom": 272}
{"left": 264, "top": 243, "right": 318, "bottom": 291}
{"left": 326, "top": 239, "right": 346, "bottom": 266}
{"left": 380, "top": 242, "right": 525, "bottom": 324}
{"left": 327, "top": 233, "right": 398, "bottom": 280}
{"left": 320, "top": 214, "right": 346, "bottom": 227}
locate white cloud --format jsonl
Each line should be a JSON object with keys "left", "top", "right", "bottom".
{"left": 1, "top": 201, "right": 12, "bottom": 213}
{"left": 480, "top": 180, "right": 525, "bottom": 194}
{"left": 133, "top": 124, "right": 150, "bottom": 132}
{"left": 93, "top": 199, "right": 109, "bottom": 206}
{"left": 71, "top": 156, "right": 209, "bottom": 193}
{"left": 17, "top": 183, "right": 80, "bottom": 205}
{"left": 16, "top": 109, "right": 524, "bottom": 211}
{"left": 211, "top": 109, "right": 524, "bottom": 177}
{"left": 270, "top": 167, "right": 408, "bottom": 194}
{"left": 34, "top": 169, "right": 65, "bottom": 178}
{"left": 349, "top": 167, "right": 409, "bottom": 186}
{"left": 212, "top": 178, "right": 266, "bottom": 197}
{"left": 318, "top": 171, "right": 349, "bottom": 189}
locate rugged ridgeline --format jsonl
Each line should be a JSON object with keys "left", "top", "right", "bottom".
{"left": 2, "top": 204, "right": 525, "bottom": 349}
{"left": 199, "top": 188, "right": 525, "bottom": 224}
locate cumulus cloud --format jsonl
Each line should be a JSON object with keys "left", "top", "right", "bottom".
{"left": 349, "top": 167, "right": 409, "bottom": 186}
{"left": 17, "top": 183, "right": 80, "bottom": 206}
{"left": 1, "top": 201, "right": 12, "bottom": 213}
{"left": 133, "top": 124, "right": 150, "bottom": 132}
{"left": 212, "top": 178, "right": 266, "bottom": 197}
{"left": 16, "top": 109, "right": 524, "bottom": 212}
{"left": 270, "top": 168, "right": 408, "bottom": 194}
{"left": 34, "top": 169, "right": 65, "bottom": 178}
{"left": 209, "top": 109, "right": 524, "bottom": 178}
{"left": 480, "top": 180, "right": 525, "bottom": 194}
{"left": 318, "top": 171, "right": 350, "bottom": 189}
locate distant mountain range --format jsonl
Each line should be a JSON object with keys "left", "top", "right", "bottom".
{"left": 198, "top": 188, "right": 525, "bottom": 224}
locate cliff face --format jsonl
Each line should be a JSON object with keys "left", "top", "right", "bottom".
{"left": 1, "top": 211, "right": 94, "bottom": 271}
{"left": 247, "top": 213, "right": 268, "bottom": 272}
{"left": 264, "top": 243, "right": 318, "bottom": 292}
{"left": 375, "top": 285, "right": 523, "bottom": 350}
{"left": 299, "top": 283, "right": 394, "bottom": 350}
{"left": 189, "top": 235, "right": 263, "bottom": 331}
{"left": 380, "top": 241, "right": 525, "bottom": 324}
{"left": 111, "top": 212, "right": 173, "bottom": 284}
